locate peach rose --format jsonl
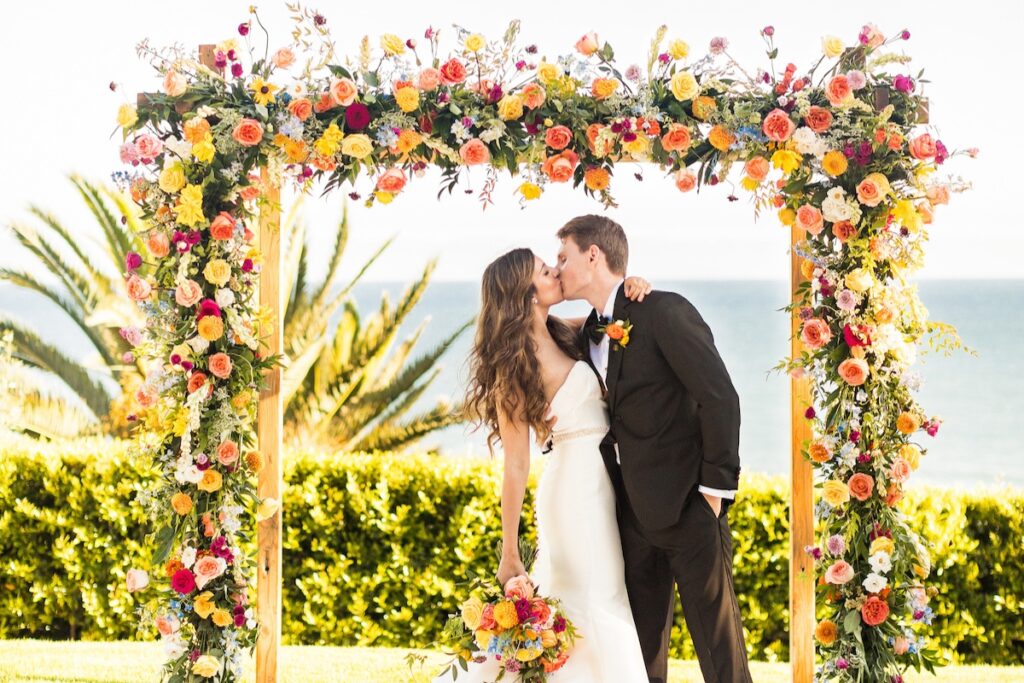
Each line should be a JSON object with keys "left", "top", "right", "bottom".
{"left": 891, "top": 457, "right": 912, "bottom": 483}
{"left": 674, "top": 169, "right": 697, "bottom": 192}
{"left": 232, "top": 118, "right": 264, "bottom": 147}
{"left": 801, "top": 318, "right": 832, "bottom": 349}
{"left": 329, "top": 77, "right": 358, "bottom": 107}
{"left": 376, "top": 168, "right": 407, "bottom": 193}
{"left": 926, "top": 185, "right": 949, "bottom": 206}
{"left": 838, "top": 357, "right": 869, "bottom": 386}
{"left": 417, "top": 67, "right": 441, "bottom": 91}
{"left": 744, "top": 156, "right": 769, "bottom": 182}
{"left": 575, "top": 31, "right": 599, "bottom": 56}
{"left": 847, "top": 472, "right": 874, "bottom": 501}
{"left": 126, "top": 568, "right": 149, "bottom": 593}
{"left": 155, "top": 614, "right": 180, "bottom": 637}
{"left": 208, "top": 352, "right": 232, "bottom": 379}
{"left": 856, "top": 173, "right": 890, "bottom": 207}
{"left": 126, "top": 274, "right": 152, "bottom": 301}
{"left": 217, "top": 439, "right": 240, "bottom": 466}
{"left": 796, "top": 204, "right": 824, "bottom": 236}
{"left": 661, "top": 124, "right": 692, "bottom": 153}
{"left": 909, "top": 134, "right": 937, "bottom": 161}
{"left": 193, "top": 555, "right": 227, "bottom": 589}
{"left": 164, "top": 70, "right": 187, "bottom": 97}
{"left": 459, "top": 138, "right": 490, "bottom": 165}
{"left": 187, "top": 372, "right": 209, "bottom": 394}
{"left": 824, "top": 560, "right": 854, "bottom": 585}
{"left": 542, "top": 150, "right": 578, "bottom": 183}
{"left": 762, "top": 108, "right": 796, "bottom": 142}
{"left": 861, "top": 595, "right": 890, "bottom": 626}
{"left": 148, "top": 232, "right": 170, "bottom": 258}
{"left": 521, "top": 83, "right": 546, "bottom": 109}
{"left": 287, "top": 98, "right": 313, "bottom": 121}
{"left": 825, "top": 75, "right": 853, "bottom": 106}
{"left": 504, "top": 575, "right": 535, "bottom": 600}
{"left": 209, "top": 212, "right": 236, "bottom": 241}
{"left": 893, "top": 636, "right": 910, "bottom": 655}
{"left": 544, "top": 125, "right": 573, "bottom": 151}
{"left": 439, "top": 58, "right": 467, "bottom": 85}
{"left": 804, "top": 106, "right": 834, "bottom": 134}
{"left": 272, "top": 47, "right": 295, "bottom": 69}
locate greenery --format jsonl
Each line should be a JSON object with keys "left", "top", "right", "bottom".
{"left": 0, "top": 442, "right": 1019, "bottom": 665}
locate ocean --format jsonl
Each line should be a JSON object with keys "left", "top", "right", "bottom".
{"left": 2, "top": 280, "right": 1021, "bottom": 488}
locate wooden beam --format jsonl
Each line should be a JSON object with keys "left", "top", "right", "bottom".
{"left": 256, "top": 167, "right": 283, "bottom": 683}
{"left": 790, "top": 226, "right": 816, "bottom": 683}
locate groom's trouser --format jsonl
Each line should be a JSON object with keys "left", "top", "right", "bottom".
{"left": 617, "top": 486, "right": 753, "bottom": 683}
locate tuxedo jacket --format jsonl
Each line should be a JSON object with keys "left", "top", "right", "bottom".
{"left": 583, "top": 285, "right": 742, "bottom": 529}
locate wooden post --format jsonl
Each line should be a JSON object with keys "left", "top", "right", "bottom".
{"left": 256, "top": 167, "right": 283, "bottom": 682}
{"left": 790, "top": 227, "right": 815, "bottom": 683}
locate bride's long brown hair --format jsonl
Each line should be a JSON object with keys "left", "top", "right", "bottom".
{"left": 465, "top": 248, "right": 583, "bottom": 451}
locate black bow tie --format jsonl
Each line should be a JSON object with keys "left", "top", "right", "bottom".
{"left": 586, "top": 314, "right": 612, "bottom": 344}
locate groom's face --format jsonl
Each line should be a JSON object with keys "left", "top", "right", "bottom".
{"left": 556, "top": 237, "right": 591, "bottom": 300}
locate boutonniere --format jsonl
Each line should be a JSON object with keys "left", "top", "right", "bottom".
{"left": 598, "top": 318, "right": 633, "bottom": 350}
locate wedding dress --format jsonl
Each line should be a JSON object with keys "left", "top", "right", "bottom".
{"left": 434, "top": 360, "right": 648, "bottom": 682}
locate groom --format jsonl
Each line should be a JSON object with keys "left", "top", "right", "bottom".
{"left": 556, "top": 215, "right": 752, "bottom": 683}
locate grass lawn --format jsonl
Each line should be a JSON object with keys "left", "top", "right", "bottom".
{"left": 0, "top": 641, "right": 1019, "bottom": 682}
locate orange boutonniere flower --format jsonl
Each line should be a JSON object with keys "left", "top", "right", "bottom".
{"left": 598, "top": 318, "right": 633, "bottom": 349}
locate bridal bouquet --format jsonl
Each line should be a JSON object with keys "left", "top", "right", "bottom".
{"left": 433, "top": 572, "right": 579, "bottom": 682}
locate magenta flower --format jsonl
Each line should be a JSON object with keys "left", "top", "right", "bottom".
{"left": 805, "top": 407, "right": 816, "bottom": 419}
{"left": 238, "top": 23, "right": 250, "bottom": 36}
{"left": 231, "top": 62, "right": 244, "bottom": 79}
{"left": 196, "top": 299, "right": 222, "bottom": 320}
{"left": 762, "top": 26, "right": 775, "bottom": 37}
{"left": 125, "top": 251, "right": 142, "bottom": 271}
{"left": 709, "top": 37, "right": 729, "bottom": 55}
{"left": 345, "top": 102, "right": 371, "bottom": 131}
{"left": 171, "top": 569, "right": 196, "bottom": 594}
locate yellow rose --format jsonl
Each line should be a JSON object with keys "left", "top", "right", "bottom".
{"left": 668, "top": 39, "right": 690, "bottom": 60}
{"left": 537, "top": 61, "right": 559, "bottom": 85}
{"left": 670, "top": 71, "right": 699, "bottom": 101}
{"left": 778, "top": 208, "right": 796, "bottom": 226}
{"left": 198, "top": 468, "right": 223, "bottom": 493}
{"left": 493, "top": 600, "right": 519, "bottom": 629}
{"left": 203, "top": 259, "right": 232, "bottom": 287}
{"left": 464, "top": 33, "right": 485, "bottom": 53}
{"left": 591, "top": 78, "right": 619, "bottom": 99}
{"left": 541, "top": 630, "right": 558, "bottom": 648}
{"left": 395, "top": 86, "right": 420, "bottom": 113}
{"left": 117, "top": 103, "right": 138, "bottom": 128}
{"left": 380, "top": 33, "right": 405, "bottom": 56}
{"left": 474, "top": 629, "right": 494, "bottom": 650}
{"left": 159, "top": 164, "right": 187, "bottom": 193}
{"left": 375, "top": 191, "right": 394, "bottom": 204}
{"left": 212, "top": 609, "right": 233, "bottom": 627}
{"left": 516, "top": 648, "right": 543, "bottom": 662}
{"left": 771, "top": 149, "right": 802, "bottom": 175}
{"left": 900, "top": 444, "right": 922, "bottom": 470}
{"left": 197, "top": 316, "right": 224, "bottom": 342}
{"left": 497, "top": 94, "right": 524, "bottom": 121}
{"left": 822, "top": 480, "right": 851, "bottom": 506}
{"left": 822, "top": 150, "right": 848, "bottom": 177}
{"left": 621, "top": 133, "right": 650, "bottom": 158}
{"left": 460, "top": 596, "right": 484, "bottom": 630}
{"left": 341, "top": 134, "right": 374, "bottom": 159}
{"left": 194, "top": 591, "right": 216, "bottom": 619}
{"left": 192, "top": 135, "right": 216, "bottom": 163}
{"left": 844, "top": 267, "right": 874, "bottom": 293}
{"left": 519, "top": 182, "right": 542, "bottom": 200}
{"left": 870, "top": 536, "right": 895, "bottom": 556}
{"left": 192, "top": 655, "right": 220, "bottom": 678}
{"left": 822, "top": 36, "right": 845, "bottom": 59}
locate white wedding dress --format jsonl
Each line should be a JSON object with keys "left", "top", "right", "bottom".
{"left": 435, "top": 360, "right": 648, "bottom": 682}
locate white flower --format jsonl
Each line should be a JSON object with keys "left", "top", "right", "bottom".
{"left": 823, "top": 189, "right": 854, "bottom": 223}
{"left": 164, "top": 639, "right": 186, "bottom": 659}
{"left": 215, "top": 288, "right": 236, "bottom": 308}
{"left": 187, "top": 335, "right": 210, "bottom": 355}
{"left": 181, "top": 546, "right": 197, "bottom": 568}
{"left": 163, "top": 136, "right": 193, "bottom": 159}
{"left": 869, "top": 551, "right": 892, "bottom": 574}
{"left": 862, "top": 572, "right": 888, "bottom": 593}
{"left": 792, "top": 127, "right": 818, "bottom": 155}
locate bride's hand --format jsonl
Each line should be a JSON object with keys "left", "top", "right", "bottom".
{"left": 497, "top": 556, "right": 528, "bottom": 587}
{"left": 624, "top": 276, "right": 653, "bottom": 302}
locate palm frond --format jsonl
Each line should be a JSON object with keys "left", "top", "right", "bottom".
{"left": 26, "top": 206, "right": 115, "bottom": 297}
{"left": 70, "top": 175, "right": 133, "bottom": 268}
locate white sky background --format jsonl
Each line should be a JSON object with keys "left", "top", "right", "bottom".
{"left": 1, "top": 1, "right": 1022, "bottom": 284}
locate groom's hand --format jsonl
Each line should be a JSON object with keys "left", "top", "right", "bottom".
{"left": 497, "top": 556, "right": 527, "bottom": 587}
{"left": 702, "top": 492, "right": 723, "bottom": 517}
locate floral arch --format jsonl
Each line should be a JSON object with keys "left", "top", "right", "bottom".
{"left": 118, "top": 7, "right": 967, "bottom": 683}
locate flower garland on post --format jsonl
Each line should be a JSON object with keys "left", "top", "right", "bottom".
{"left": 117, "top": 7, "right": 971, "bottom": 681}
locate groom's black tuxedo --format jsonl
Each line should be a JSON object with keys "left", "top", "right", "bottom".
{"left": 582, "top": 284, "right": 752, "bottom": 683}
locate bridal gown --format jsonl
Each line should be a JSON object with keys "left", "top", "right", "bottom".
{"left": 434, "top": 360, "right": 648, "bottom": 683}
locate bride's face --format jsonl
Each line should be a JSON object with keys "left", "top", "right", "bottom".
{"left": 532, "top": 256, "right": 564, "bottom": 307}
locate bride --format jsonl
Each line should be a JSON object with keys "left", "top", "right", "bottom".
{"left": 436, "top": 248, "right": 650, "bottom": 682}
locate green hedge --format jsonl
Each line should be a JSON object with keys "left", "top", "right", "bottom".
{"left": 0, "top": 439, "right": 1021, "bottom": 664}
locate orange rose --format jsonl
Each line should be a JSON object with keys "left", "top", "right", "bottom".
{"left": 375, "top": 168, "right": 407, "bottom": 193}
{"left": 544, "top": 125, "right": 573, "bottom": 151}
{"left": 183, "top": 118, "right": 211, "bottom": 144}
{"left": 148, "top": 232, "right": 170, "bottom": 258}
{"left": 825, "top": 75, "right": 853, "bottom": 106}
{"left": 417, "top": 67, "right": 441, "bottom": 91}
{"left": 439, "top": 58, "right": 467, "bottom": 85}
{"left": 209, "top": 212, "right": 235, "bottom": 241}
{"left": 287, "top": 98, "right": 313, "bottom": 121}
{"left": 674, "top": 169, "right": 697, "bottom": 192}
{"left": 847, "top": 472, "right": 874, "bottom": 501}
{"left": 217, "top": 440, "right": 240, "bottom": 466}
{"left": 886, "top": 484, "right": 904, "bottom": 507}
{"left": 832, "top": 220, "right": 858, "bottom": 243}
{"left": 660, "top": 124, "right": 692, "bottom": 153}
{"left": 796, "top": 204, "right": 824, "bottom": 236}
{"left": 909, "top": 134, "right": 937, "bottom": 160}
{"left": 313, "top": 92, "right": 335, "bottom": 113}
{"left": 708, "top": 125, "right": 735, "bottom": 152}
{"left": 762, "top": 108, "right": 796, "bottom": 142}
{"left": 171, "top": 492, "right": 193, "bottom": 515}
{"left": 187, "top": 372, "right": 208, "bottom": 394}
{"left": 801, "top": 318, "right": 832, "bottom": 349}
{"left": 838, "top": 357, "right": 869, "bottom": 386}
{"left": 605, "top": 323, "right": 624, "bottom": 340}
{"left": 521, "top": 83, "right": 546, "bottom": 109}
{"left": 232, "top": 118, "right": 264, "bottom": 147}
{"left": 804, "top": 106, "right": 834, "bottom": 134}
{"left": 542, "top": 150, "right": 579, "bottom": 183}
{"left": 744, "top": 156, "right": 769, "bottom": 182}
{"left": 584, "top": 167, "right": 610, "bottom": 191}
{"left": 329, "top": 77, "right": 358, "bottom": 107}
{"left": 459, "top": 138, "right": 491, "bottom": 165}
{"left": 861, "top": 595, "right": 890, "bottom": 626}
{"left": 208, "top": 352, "right": 233, "bottom": 379}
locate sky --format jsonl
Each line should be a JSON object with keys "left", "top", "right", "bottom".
{"left": 1, "top": 0, "right": 1021, "bottom": 284}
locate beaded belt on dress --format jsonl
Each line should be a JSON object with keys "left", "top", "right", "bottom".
{"left": 550, "top": 426, "right": 607, "bottom": 444}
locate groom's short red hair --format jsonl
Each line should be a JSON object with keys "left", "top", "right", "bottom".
{"left": 557, "top": 215, "right": 628, "bottom": 275}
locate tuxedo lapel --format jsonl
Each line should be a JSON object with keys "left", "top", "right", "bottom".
{"left": 604, "top": 284, "right": 630, "bottom": 410}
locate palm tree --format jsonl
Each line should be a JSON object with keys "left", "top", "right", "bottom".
{"left": 1, "top": 176, "right": 470, "bottom": 449}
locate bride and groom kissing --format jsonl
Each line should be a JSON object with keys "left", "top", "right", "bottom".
{"left": 444, "top": 214, "right": 752, "bottom": 683}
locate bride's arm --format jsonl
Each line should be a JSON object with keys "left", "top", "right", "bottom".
{"left": 558, "top": 276, "right": 654, "bottom": 330}
{"left": 496, "top": 406, "right": 531, "bottom": 587}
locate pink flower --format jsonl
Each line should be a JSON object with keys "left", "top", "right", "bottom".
{"left": 119, "top": 142, "right": 140, "bottom": 164}
{"left": 891, "top": 458, "right": 912, "bottom": 483}
{"left": 709, "top": 37, "right": 729, "bottom": 55}
{"left": 847, "top": 70, "right": 867, "bottom": 90}
{"left": 126, "top": 274, "right": 152, "bottom": 301}
{"left": 894, "top": 636, "right": 910, "bottom": 655}
{"left": 126, "top": 568, "right": 149, "bottom": 593}
{"left": 504, "top": 575, "right": 535, "bottom": 601}
{"left": 175, "top": 279, "right": 203, "bottom": 307}
{"left": 825, "top": 560, "right": 854, "bottom": 585}
{"left": 216, "top": 439, "right": 240, "bottom": 466}
{"left": 575, "top": 32, "right": 600, "bottom": 56}
{"left": 762, "top": 108, "right": 796, "bottom": 142}
{"left": 193, "top": 555, "right": 227, "bottom": 589}
{"left": 120, "top": 326, "right": 143, "bottom": 346}
{"left": 171, "top": 568, "right": 196, "bottom": 594}
{"left": 155, "top": 613, "right": 180, "bottom": 637}
{"left": 134, "top": 134, "right": 163, "bottom": 162}
{"left": 836, "top": 290, "right": 858, "bottom": 312}
{"left": 208, "top": 352, "right": 233, "bottom": 380}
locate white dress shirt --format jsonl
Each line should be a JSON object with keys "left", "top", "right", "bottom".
{"left": 589, "top": 281, "right": 735, "bottom": 501}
